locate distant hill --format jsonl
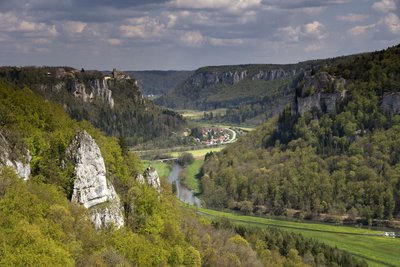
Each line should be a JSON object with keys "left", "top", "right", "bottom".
{"left": 201, "top": 44, "right": 400, "bottom": 225}
{"left": 155, "top": 60, "right": 341, "bottom": 124}
{"left": 126, "top": 70, "right": 193, "bottom": 97}
{"left": 0, "top": 67, "right": 185, "bottom": 145}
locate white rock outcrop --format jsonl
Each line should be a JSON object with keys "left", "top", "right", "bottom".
{"left": 136, "top": 166, "right": 161, "bottom": 192}
{"left": 382, "top": 92, "right": 400, "bottom": 115}
{"left": 67, "top": 78, "right": 115, "bottom": 109}
{"left": 66, "top": 131, "right": 124, "bottom": 229}
{"left": 0, "top": 133, "right": 31, "bottom": 180}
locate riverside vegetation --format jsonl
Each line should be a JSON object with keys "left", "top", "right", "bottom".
{"left": 0, "top": 79, "right": 367, "bottom": 266}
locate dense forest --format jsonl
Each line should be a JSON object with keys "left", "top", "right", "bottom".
{"left": 201, "top": 44, "right": 400, "bottom": 225}
{"left": 0, "top": 67, "right": 185, "bottom": 145}
{"left": 0, "top": 81, "right": 365, "bottom": 266}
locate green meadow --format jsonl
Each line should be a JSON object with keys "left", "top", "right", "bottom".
{"left": 191, "top": 207, "right": 400, "bottom": 267}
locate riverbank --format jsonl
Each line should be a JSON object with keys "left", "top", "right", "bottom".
{"left": 167, "top": 164, "right": 201, "bottom": 207}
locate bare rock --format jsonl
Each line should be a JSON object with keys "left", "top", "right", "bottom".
{"left": 66, "top": 131, "right": 124, "bottom": 229}
{"left": 382, "top": 92, "right": 400, "bottom": 114}
{"left": 137, "top": 166, "right": 161, "bottom": 192}
{"left": 0, "top": 133, "right": 31, "bottom": 180}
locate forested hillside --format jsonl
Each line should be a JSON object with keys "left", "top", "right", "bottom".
{"left": 156, "top": 60, "right": 349, "bottom": 125}
{"left": 0, "top": 81, "right": 365, "bottom": 266}
{"left": 0, "top": 67, "right": 185, "bottom": 145}
{"left": 201, "top": 44, "right": 400, "bottom": 225}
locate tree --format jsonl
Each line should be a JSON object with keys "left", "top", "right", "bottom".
{"left": 177, "top": 152, "right": 195, "bottom": 167}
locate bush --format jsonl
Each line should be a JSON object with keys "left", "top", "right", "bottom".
{"left": 177, "top": 152, "right": 195, "bottom": 167}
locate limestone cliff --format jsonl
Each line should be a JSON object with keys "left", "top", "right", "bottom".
{"left": 65, "top": 131, "right": 124, "bottom": 229}
{"left": 136, "top": 166, "right": 161, "bottom": 192}
{"left": 0, "top": 66, "right": 185, "bottom": 146}
{"left": 66, "top": 77, "right": 115, "bottom": 108}
{"left": 144, "top": 166, "right": 161, "bottom": 192}
{"left": 35, "top": 68, "right": 116, "bottom": 109}
{"left": 381, "top": 93, "right": 400, "bottom": 114}
{"left": 189, "top": 68, "right": 296, "bottom": 88}
{"left": 0, "top": 132, "right": 31, "bottom": 180}
{"left": 294, "top": 72, "right": 346, "bottom": 116}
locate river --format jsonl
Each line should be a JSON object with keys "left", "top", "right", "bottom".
{"left": 168, "top": 164, "right": 201, "bottom": 207}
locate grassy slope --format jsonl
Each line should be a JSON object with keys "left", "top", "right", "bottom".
{"left": 192, "top": 208, "right": 400, "bottom": 267}
{"left": 170, "top": 147, "right": 224, "bottom": 159}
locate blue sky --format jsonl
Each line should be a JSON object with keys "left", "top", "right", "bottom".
{"left": 0, "top": 0, "right": 399, "bottom": 70}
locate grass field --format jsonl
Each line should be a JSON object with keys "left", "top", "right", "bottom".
{"left": 182, "top": 160, "right": 203, "bottom": 194}
{"left": 177, "top": 109, "right": 227, "bottom": 120}
{"left": 198, "top": 122, "right": 256, "bottom": 132}
{"left": 170, "top": 147, "right": 224, "bottom": 159}
{"left": 190, "top": 207, "right": 400, "bottom": 267}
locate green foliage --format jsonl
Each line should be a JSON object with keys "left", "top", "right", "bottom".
{"left": 202, "top": 44, "right": 400, "bottom": 223}
{"left": 0, "top": 67, "right": 375, "bottom": 266}
{"left": 177, "top": 152, "right": 195, "bottom": 167}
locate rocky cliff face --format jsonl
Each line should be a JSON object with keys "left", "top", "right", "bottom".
{"left": 65, "top": 77, "right": 115, "bottom": 108}
{"left": 144, "top": 166, "right": 161, "bottom": 192}
{"left": 136, "top": 166, "right": 161, "bottom": 192}
{"left": 35, "top": 68, "right": 115, "bottom": 109}
{"left": 252, "top": 69, "right": 296, "bottom": 81}
{"left": 65, "top": 131, "right": 124, "bottom": 229}
{"left": 190, "top": 68, "right": 296, "bottom": 88}
{"left": 0, "top": 133, "right": 31, "bottom": 180}
{"left": 381, "top": 93, "right": 400, "bottom": 114}
{"left": 0, "top": 66, "right": 185, "bottom": 146}
{"left": 294, "top": 72, "right": 346, "bottom": 116}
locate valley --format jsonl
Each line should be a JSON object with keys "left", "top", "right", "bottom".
{"left": 1, "top": 40, "right": 399, "bottom": 266}
{"left": 1, "top": 1, "right": 400, "bottom": 266}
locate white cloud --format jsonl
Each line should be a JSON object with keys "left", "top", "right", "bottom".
{"left": 347, "top": 24, "right": 375, "bottom": 36}
{"left": 62, "top": 21, "right": 87, "bottom": 34}
{"left": 378, "top": 12, "right": 400, "bottom": 34}
{"left": 347, "top": 12, "right": 400, "bottom": 38}
{"left": 165, "top": 13, "right": 178, "bottom": 28}
{"left": 277, "top": 21, "right": 326, "bottom": 42}
{"left": 106, "top": 38, "right": 123, "bottom": 45}
{"left": 170, "top": 0, "right": 262, "bottom": 13}
{"left": 180, "top": 31, "right": 204, "bottom": 47}
{"left": 337, "top": 13, "right": 369, "bottom": 22}
{"left": 279, "top": 26, "right": 301, "bottom": 42}
{"left": 32, "top": 38, "right": 51, "bottom": 45}
{"left": 304, "top": 21, "right": 324, "bottom": 37}
{"left": 120, "top": 17, "right": 165, "bottom": 38}
{"left": 372, "top": 0, "right": 397, "bottom": 13}
{"left": 0, "top": 12, "right": 58, "bottom": 37}
{"left": 208, "top": 37, "right": 245, "bottom": 46}
{"left": 305, "top": 43, "right": 322, "bottom": 52}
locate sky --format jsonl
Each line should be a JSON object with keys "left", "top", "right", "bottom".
{"left": 0, "top": 0, "right": 399, "bottom": 70}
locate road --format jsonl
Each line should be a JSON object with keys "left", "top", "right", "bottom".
{"left": 224, "top": 127, "right": 237, "bottom": 144}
